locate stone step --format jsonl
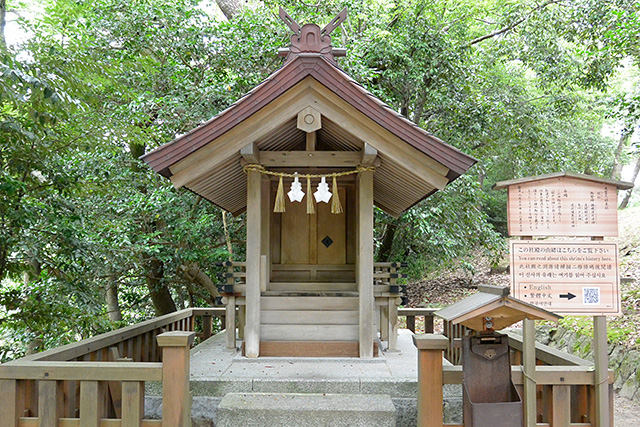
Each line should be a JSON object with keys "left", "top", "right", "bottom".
{"left": 216, "top": 392, "right": 396, "bottom": 427}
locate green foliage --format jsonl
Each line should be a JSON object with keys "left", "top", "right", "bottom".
{"left": 1, "top": 0, "right": 637, "bottom": 357}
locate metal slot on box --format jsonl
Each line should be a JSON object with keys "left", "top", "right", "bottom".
{"left": 462, "top": 333, "right": 523, "bottom": 426}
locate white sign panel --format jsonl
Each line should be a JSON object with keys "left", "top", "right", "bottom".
{"left": 511, "top": 241, "right": 620, "bottom": 315}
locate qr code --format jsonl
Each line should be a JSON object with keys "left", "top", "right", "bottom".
{"left": 583, "top": 287, "right": 600, "bottom": 305}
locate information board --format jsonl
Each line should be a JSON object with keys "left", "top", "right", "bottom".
{"left": 506, "top": 177, "right": 617, "bottom": 237}
{"left": 511, "top": 240, "right": 620, "bottom": 315}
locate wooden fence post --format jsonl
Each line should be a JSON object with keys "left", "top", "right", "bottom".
{"left": 0, "top": 379, "right": 18, "bottom": 427}
{"left": 413, "top": 334, "right": 448, "bottom": 427}
{"left": 157, "top": 331, "right": 195, "bottom": 427}
{"left": 202, "top": 315, "right": 212, "bottom": 340}
{"left": 594, "top": 315, "right": 610, "bottom": 427}
{"left": 523, "top": 318, "right": 537, "bottom": 427}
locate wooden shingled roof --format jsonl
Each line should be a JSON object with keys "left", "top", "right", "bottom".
{"left": 142, "top": 14, "right": 476, "bottom": 217}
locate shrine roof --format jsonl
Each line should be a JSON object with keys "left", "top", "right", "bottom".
{"left": 493, "top": 172, "right": 634, "bottom": 191}
{"left": 141, "top": 14, "right": 477, "bottom": 216}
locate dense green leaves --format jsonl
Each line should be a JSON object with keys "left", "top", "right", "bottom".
{"left": 1, "top": 0, "right": 638, "bottom": 357}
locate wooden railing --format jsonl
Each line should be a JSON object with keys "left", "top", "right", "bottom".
{"left": 415, "top": 332, "right": 614, "bottom": 427}
{"left": 0, "top": 331, "right": 195, "bottom": 427}
{"left": 441, "top": 365, "right": 613, "bottom": 427}
{"left": 14, "top": 307, "right": 224, "bottom": 364}
{"left": 0, "top": 308, "right": 225, "bottom": 426}
{"left": 398, "top": 307, "right": 438, "bottom": 334}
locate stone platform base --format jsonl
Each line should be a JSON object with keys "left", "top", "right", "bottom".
{"left": 216, "top": 392, "right": 396, "bottom": 427}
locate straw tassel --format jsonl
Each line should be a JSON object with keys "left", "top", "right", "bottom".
{"left": 306, "top": 176, "right": 315, "bottom": 214}
{"left": 331, "top": 176, "right": 343, "bottom": 214}
{"left": 273, "top": 176, "right": 286, "bottom": 213}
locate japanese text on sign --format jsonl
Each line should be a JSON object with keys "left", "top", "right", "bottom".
{"left": 507, "top": 177, "right": 617, "bottom": 237}
{"left": 511, "top": 241, "right": 620, "bottom": 315}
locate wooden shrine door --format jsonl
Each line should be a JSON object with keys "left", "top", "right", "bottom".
{"left": 280, "top": 187, "right": 346, "bottom": 265}
{"left": 271, "top": 185, "right": 355, "bottom": 282}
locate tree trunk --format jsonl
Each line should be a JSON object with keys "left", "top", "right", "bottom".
{"left": 146, "top": 257, "right": 177, "bottom": 315}
{"left": 611, "top": 130, "right": 634, "bottom": 180}
{"left": 222, "top": 210, "right": 234, "bottom": 260}
{"left": 376, "top": 222, "right": 398, "bottom": 262}
{"left": 0, "top": 0, "right": 7, "bottom": 50}
{"left": 105, "top": 278, "right": 123, "bottom": 322}
{"left": 619, "top": 153, "right": 640, "bottom": 209}
{"left": 23, "top": 259, "right": 43, "bottom": 355}
{"left": 215, "top": 0, "right": 242, "bottom": 20}
{"left": 178, "top": 262, "right": 220, "bottom": 298}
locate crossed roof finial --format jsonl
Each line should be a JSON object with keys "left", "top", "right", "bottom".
{"left": 278, "top": 7, "right": 348, "bottom": 64}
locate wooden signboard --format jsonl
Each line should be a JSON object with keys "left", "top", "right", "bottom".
{"left": 506, "top": 177, "right": 617, "bottom": 237}
{"left": 511, "top": 240, "right": 620, "bottom": 315}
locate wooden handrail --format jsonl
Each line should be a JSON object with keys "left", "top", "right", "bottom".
{"left": 0, "top": 361, "right": 162, "bottom": 381}
{"left": 9, "top": 308, "right": 223, "bottom": 364}
{"left": 441, "top": 365, "right": 614, "bottom": 385}
{"left": 504, "top": 330, "right": 592, "bottom": 366}
{"left": 11, "top": 309, "right": 194, "bottom": 362}
{"left": 0, "top": 332, "right": 194, "bottom": 427}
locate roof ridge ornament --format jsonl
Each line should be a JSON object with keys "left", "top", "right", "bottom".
{"left": 278, "top": 7, "right": 348, "bottom": 64}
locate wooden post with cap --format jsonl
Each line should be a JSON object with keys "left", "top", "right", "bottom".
{"left": 413, "top": 334, "right": 448, "bottom": 427}
{"left": 157, "top": 331, "right": 194, "bottom": 427}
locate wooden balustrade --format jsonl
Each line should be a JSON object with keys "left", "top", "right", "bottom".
{"left": 14, "top": 308, "right": 224, "bottom": 364}
{"left": 414, "top": 331, "right": 614, "bottom": 427}
{"left": 0, "top": 309, "right": 224, "bottom": 425}
{"left": 0, "top": 331, "right": 195, "bottom": 427}
{"left": 438, "top": 365, "right": 613, "bottom": 427}
{"left": 398, "top": 308, "right": 438, "bottom": 334}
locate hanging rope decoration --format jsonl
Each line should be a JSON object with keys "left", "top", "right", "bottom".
{"left": 242, "top": 164, "right": 375, "bottom": 214}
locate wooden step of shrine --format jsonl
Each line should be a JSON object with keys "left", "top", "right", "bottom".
{"left": 261, "top": 295, "right": 359, "bottom": 343}
{"left": 261, "top": 296, "right": 358, "bottom": 311}
{"left": 269, "top": 282, "right": 357, "bottom": 292}
{"left": 262, "top": 290, "right": 358, "bottom": 297}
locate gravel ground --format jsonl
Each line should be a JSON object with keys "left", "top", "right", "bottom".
{"left": 614, "top": 394, "right": 640, "bottom": 426}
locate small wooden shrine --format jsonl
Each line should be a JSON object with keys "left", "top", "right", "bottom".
{"left": 142, "top": 9, "right": 476, "bottom": 358}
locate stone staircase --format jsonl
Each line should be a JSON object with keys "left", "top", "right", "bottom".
{"left": 216, "top": 392, "right": 396, "bottom": 427}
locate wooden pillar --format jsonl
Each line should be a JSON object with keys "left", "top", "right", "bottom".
{"left": 357, "top": 169, "right": 374, "bottom": 359}
{"left": 388, "top": 297, "right": 399, "bottom": 351}
{"left": 157, "top": 331, "right": 194, "bottom": 427}
{"left": 523, "top": 318, "right": 537, "bottom": 427}
{"left": 594, "top": 315, "right": 610, "bottom": 427}
{"left": 261, "top": 178, "right": 270, "bottom": 289}
{"left": 225, "top": 296, "right": 236, "bottom": 349}
{"left": 380, "top": 306, "right": 389, "bottom": 341}
{"left": 245, "top": 169, "right": 262, "bottom": 358}
{"left": 413, "top": 334, "right": 448, "bottom": 427}
{"left": 237, "top": 305, "right": 245, "bottom": 340}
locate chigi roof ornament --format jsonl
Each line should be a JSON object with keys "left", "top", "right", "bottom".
{"left": 277, "top": 7, "right": 348, "bottom": 65}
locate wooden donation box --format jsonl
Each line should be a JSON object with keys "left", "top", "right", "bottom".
{"left": 436, "top": 286, "right": 560, "bottom": 427}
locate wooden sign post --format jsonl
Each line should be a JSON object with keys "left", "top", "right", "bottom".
{"left": 495, "top": 172, "right": 634, "bottom": 427}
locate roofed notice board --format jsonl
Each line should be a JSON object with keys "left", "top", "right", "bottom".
{"left": 506, "top": 176, "right": 618, "bottom": 237}
{"left": 511, "top": 240, "right": 620, "bottom": 315}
